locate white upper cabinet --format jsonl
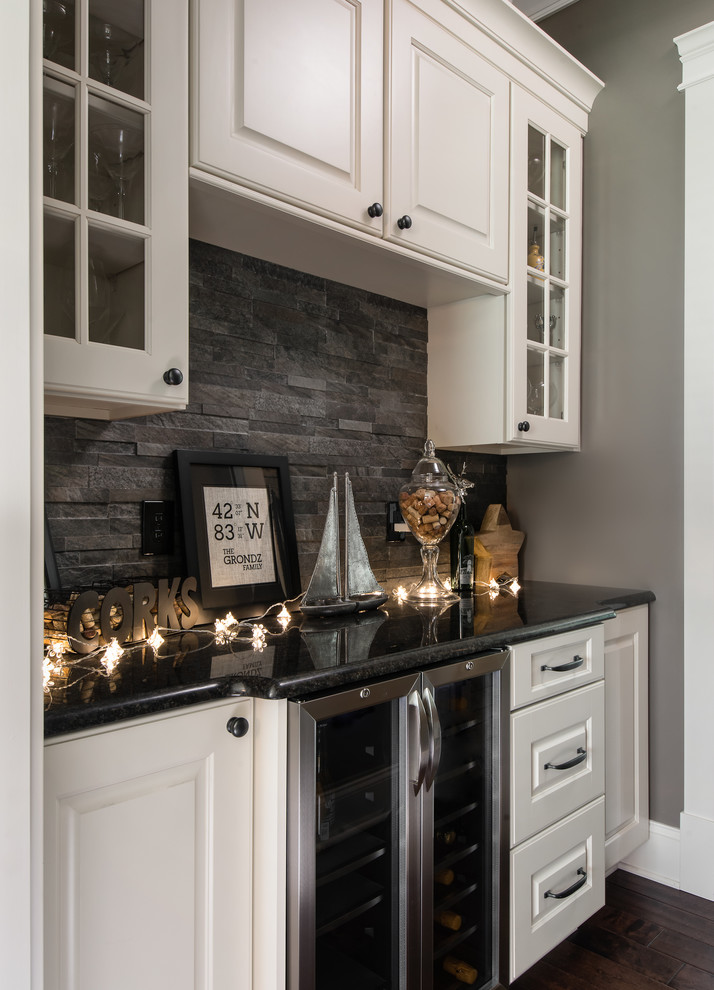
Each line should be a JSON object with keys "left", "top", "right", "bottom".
{"left": 189, "top": 0, "right": 603, "bottom": 448}
{"left": 510, "top": 89, "right": 583, "bottom": 448}
{"left": 427, "top": 79, "right": 597, "bottom": 454}
{"left": 192, "top": 0, "right": 384, "bottom": 233}
{"left": 191, "top": 0, "right": 511, "bottom": 290}
{"left": 388, "top": 0, "right": 509, "bottom": 279}
{"left": 42, "top": 0, "right": 189, "bottom": 420}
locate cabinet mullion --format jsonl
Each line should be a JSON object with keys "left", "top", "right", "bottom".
{"left": 77, "top": 213, "right": 89, "bottom": 345}
{"left": 77, "top": 0, "right": 88, "bottom": 79}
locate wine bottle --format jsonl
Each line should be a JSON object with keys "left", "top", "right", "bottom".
{"left": 450, "top": 502, "right": 475, "bottom": 595}
{"left": 458, "top": 594, "right": 474, "bottom": 639}
{"left": 435, "top": 909, "right": 462, "bottom": 931}
{"left": 436, "top": 829, "right": 457, "bottom": 846}
{"left": 443, "top": 956, "right": 478, "bottom": 985}
{"left": 434, "top": 867, "right": 455, "bottom": 886}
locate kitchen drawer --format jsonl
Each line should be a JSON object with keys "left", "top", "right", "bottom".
{"left": 511, "top": 680, "right": 604, "bottom": 846}
{"left": 510, "top": 624, "right": 604, "bottom": 710}
{"left": 510, "top": 797, "right": 605, "bottom": 982}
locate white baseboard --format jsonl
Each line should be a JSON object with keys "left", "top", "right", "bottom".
{"left": 615, "top": 820, "right": 681, "bottom": 890}
{"left": 680, "top": 811, "right": 714, "bottom": 900}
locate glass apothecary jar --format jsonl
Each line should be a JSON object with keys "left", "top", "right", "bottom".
{"left": 398, "top": 440, "right": 461, "bottom": 604}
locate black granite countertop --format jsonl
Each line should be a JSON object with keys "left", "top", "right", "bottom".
{"left": 44, "top": 581, "right": 654, "bottom": 738}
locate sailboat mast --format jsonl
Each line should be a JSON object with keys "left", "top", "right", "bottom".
{"left": 344, "top": 472, "right": 351, "bottom": 599}
{"left": 332, "top": 472, "right": 342, "bottom": 599}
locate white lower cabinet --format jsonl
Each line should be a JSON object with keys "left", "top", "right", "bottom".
{"left": 44, "top": 697, "right": 287, "bottom": 990}
{"left": 511, "top": 680, "right": 605, "bottom": 847}
{"left": 43, "top": 610, "right": 649, "bottom": 989}
{"left": 510, "top": 797, "right": 605, "bottom": 981}
{"left": 604, "top": 605, "right": 650, "bottom": 871}
{"left": 508, "top": 626, "right": 606, "bottom": 982}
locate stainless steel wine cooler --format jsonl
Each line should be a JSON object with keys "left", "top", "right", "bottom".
{"left": 287, "top": 650, "right": 509, "bottom": 990}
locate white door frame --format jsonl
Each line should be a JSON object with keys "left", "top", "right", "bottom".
{"left": 676, "top": 19, "right": 714, "bottom": 901}
{"left": 1, "top": 0, "right": 44, "bottom": 986}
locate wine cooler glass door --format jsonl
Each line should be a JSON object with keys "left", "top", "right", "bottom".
{"left": 423, "top": 653, "right": 507, "bottom": 990}
{"left": 288, "top": 673, "right": 419, "bottom": 990}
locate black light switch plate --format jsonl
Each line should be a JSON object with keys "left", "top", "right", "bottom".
{"left": 386, "top": 501, "right": 409, "bottom": 542}
{"left": 142, "top": 500, "right": 174, "bottom": 556}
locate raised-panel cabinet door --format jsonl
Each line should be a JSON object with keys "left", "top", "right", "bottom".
{"left": 604, "top": 605, "right": 649, "bottom": 870}
{"left": 44, "top": 700, "right": 253, "bottom": 990}
{"left": 511, "top": 88, "right": 583, "bottom": 447}
{"left": 193, "top": 0, "right": 384, "bottom": 231}
{"left": 388, "top": 0, "right": 509, "bottom": 280}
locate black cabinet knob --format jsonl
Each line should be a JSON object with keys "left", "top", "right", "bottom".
{"left": 163, "top": 368, "right": 184, "bottom": 386}
{"left": 367, "top": 202, "right": 383, "bottom": 218}
{"left": 397, "top": 215, "right": 413, "bottom": 230}
{"left": 226, "top": 716, "right": 249, "bottom": 738}
{"left": 517, "top": 421, "right": 530, "bottom": 432}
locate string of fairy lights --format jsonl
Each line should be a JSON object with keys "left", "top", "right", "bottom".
{"left": 43, "top": 578, "right": 520, "bottom": 701}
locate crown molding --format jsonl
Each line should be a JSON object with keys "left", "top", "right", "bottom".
{"left": 675, "top": 20, "right": 714, "bottom": 90}
{"left": 510, "top": 0, "right": 580, "bottom": 22}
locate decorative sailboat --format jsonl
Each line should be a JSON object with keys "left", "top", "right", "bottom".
{"left": 300, "top": 473, "right": 388, "bottom": 617}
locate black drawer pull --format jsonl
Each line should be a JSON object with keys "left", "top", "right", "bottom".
{"left": 541, "top": 655, "right": 584, "bottom": 672}
{"left": 544, "top": 746, "right": 586, "bottom": 771}
{"left": 545, "top": 867, "right": 587, "bottom": 899}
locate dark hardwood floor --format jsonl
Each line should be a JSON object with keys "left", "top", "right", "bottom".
{"left": 511, "top": 869, "right": 714, "bottom": 990}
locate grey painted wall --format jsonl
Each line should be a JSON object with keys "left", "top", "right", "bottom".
{"left": 507, "top": 0, "right": 713, "bottom": 827}
{"left": 45, "top": 241, "right": 506, "bottom": 595}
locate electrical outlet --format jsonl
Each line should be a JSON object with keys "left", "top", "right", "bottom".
{"left": 386, "top": 501, "right": 409, "bottom": 542}
{"left": 142, "top": 500, "right": 174, "bottom": 556}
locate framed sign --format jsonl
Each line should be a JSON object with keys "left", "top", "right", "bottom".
{"left": 175, "top": 449, "right": 301, "bottom": 617}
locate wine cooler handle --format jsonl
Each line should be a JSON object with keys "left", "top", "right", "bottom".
{"left": 544, "top": 746, "right": 587, "bottom": 771}
{"left": 408, "top": 689, "right": 429, "bottom": 796}
{"left": 423, "top": 688, "right": 442, "bottom": 791}
{"left": 544, "top": 867, "right": 587, "bottom": 899}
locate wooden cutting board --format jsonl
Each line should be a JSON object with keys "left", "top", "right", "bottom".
{"left": 474, "top": 504, "right": 524, "bottom": 583}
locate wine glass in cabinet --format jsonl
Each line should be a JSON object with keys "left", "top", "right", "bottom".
{"left": 41, "top": 0, "right": 188, "bottom": 420}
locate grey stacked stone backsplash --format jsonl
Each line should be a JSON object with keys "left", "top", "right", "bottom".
{"left": 44, "top": 241, "right": 506, "bottom": 598}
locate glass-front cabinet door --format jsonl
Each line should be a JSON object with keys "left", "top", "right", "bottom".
{"left": 512, "top": 90, "right": 583, "bottom": 448}
{"left": 41, "top": 0, "right": 188, "bottom": 419}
